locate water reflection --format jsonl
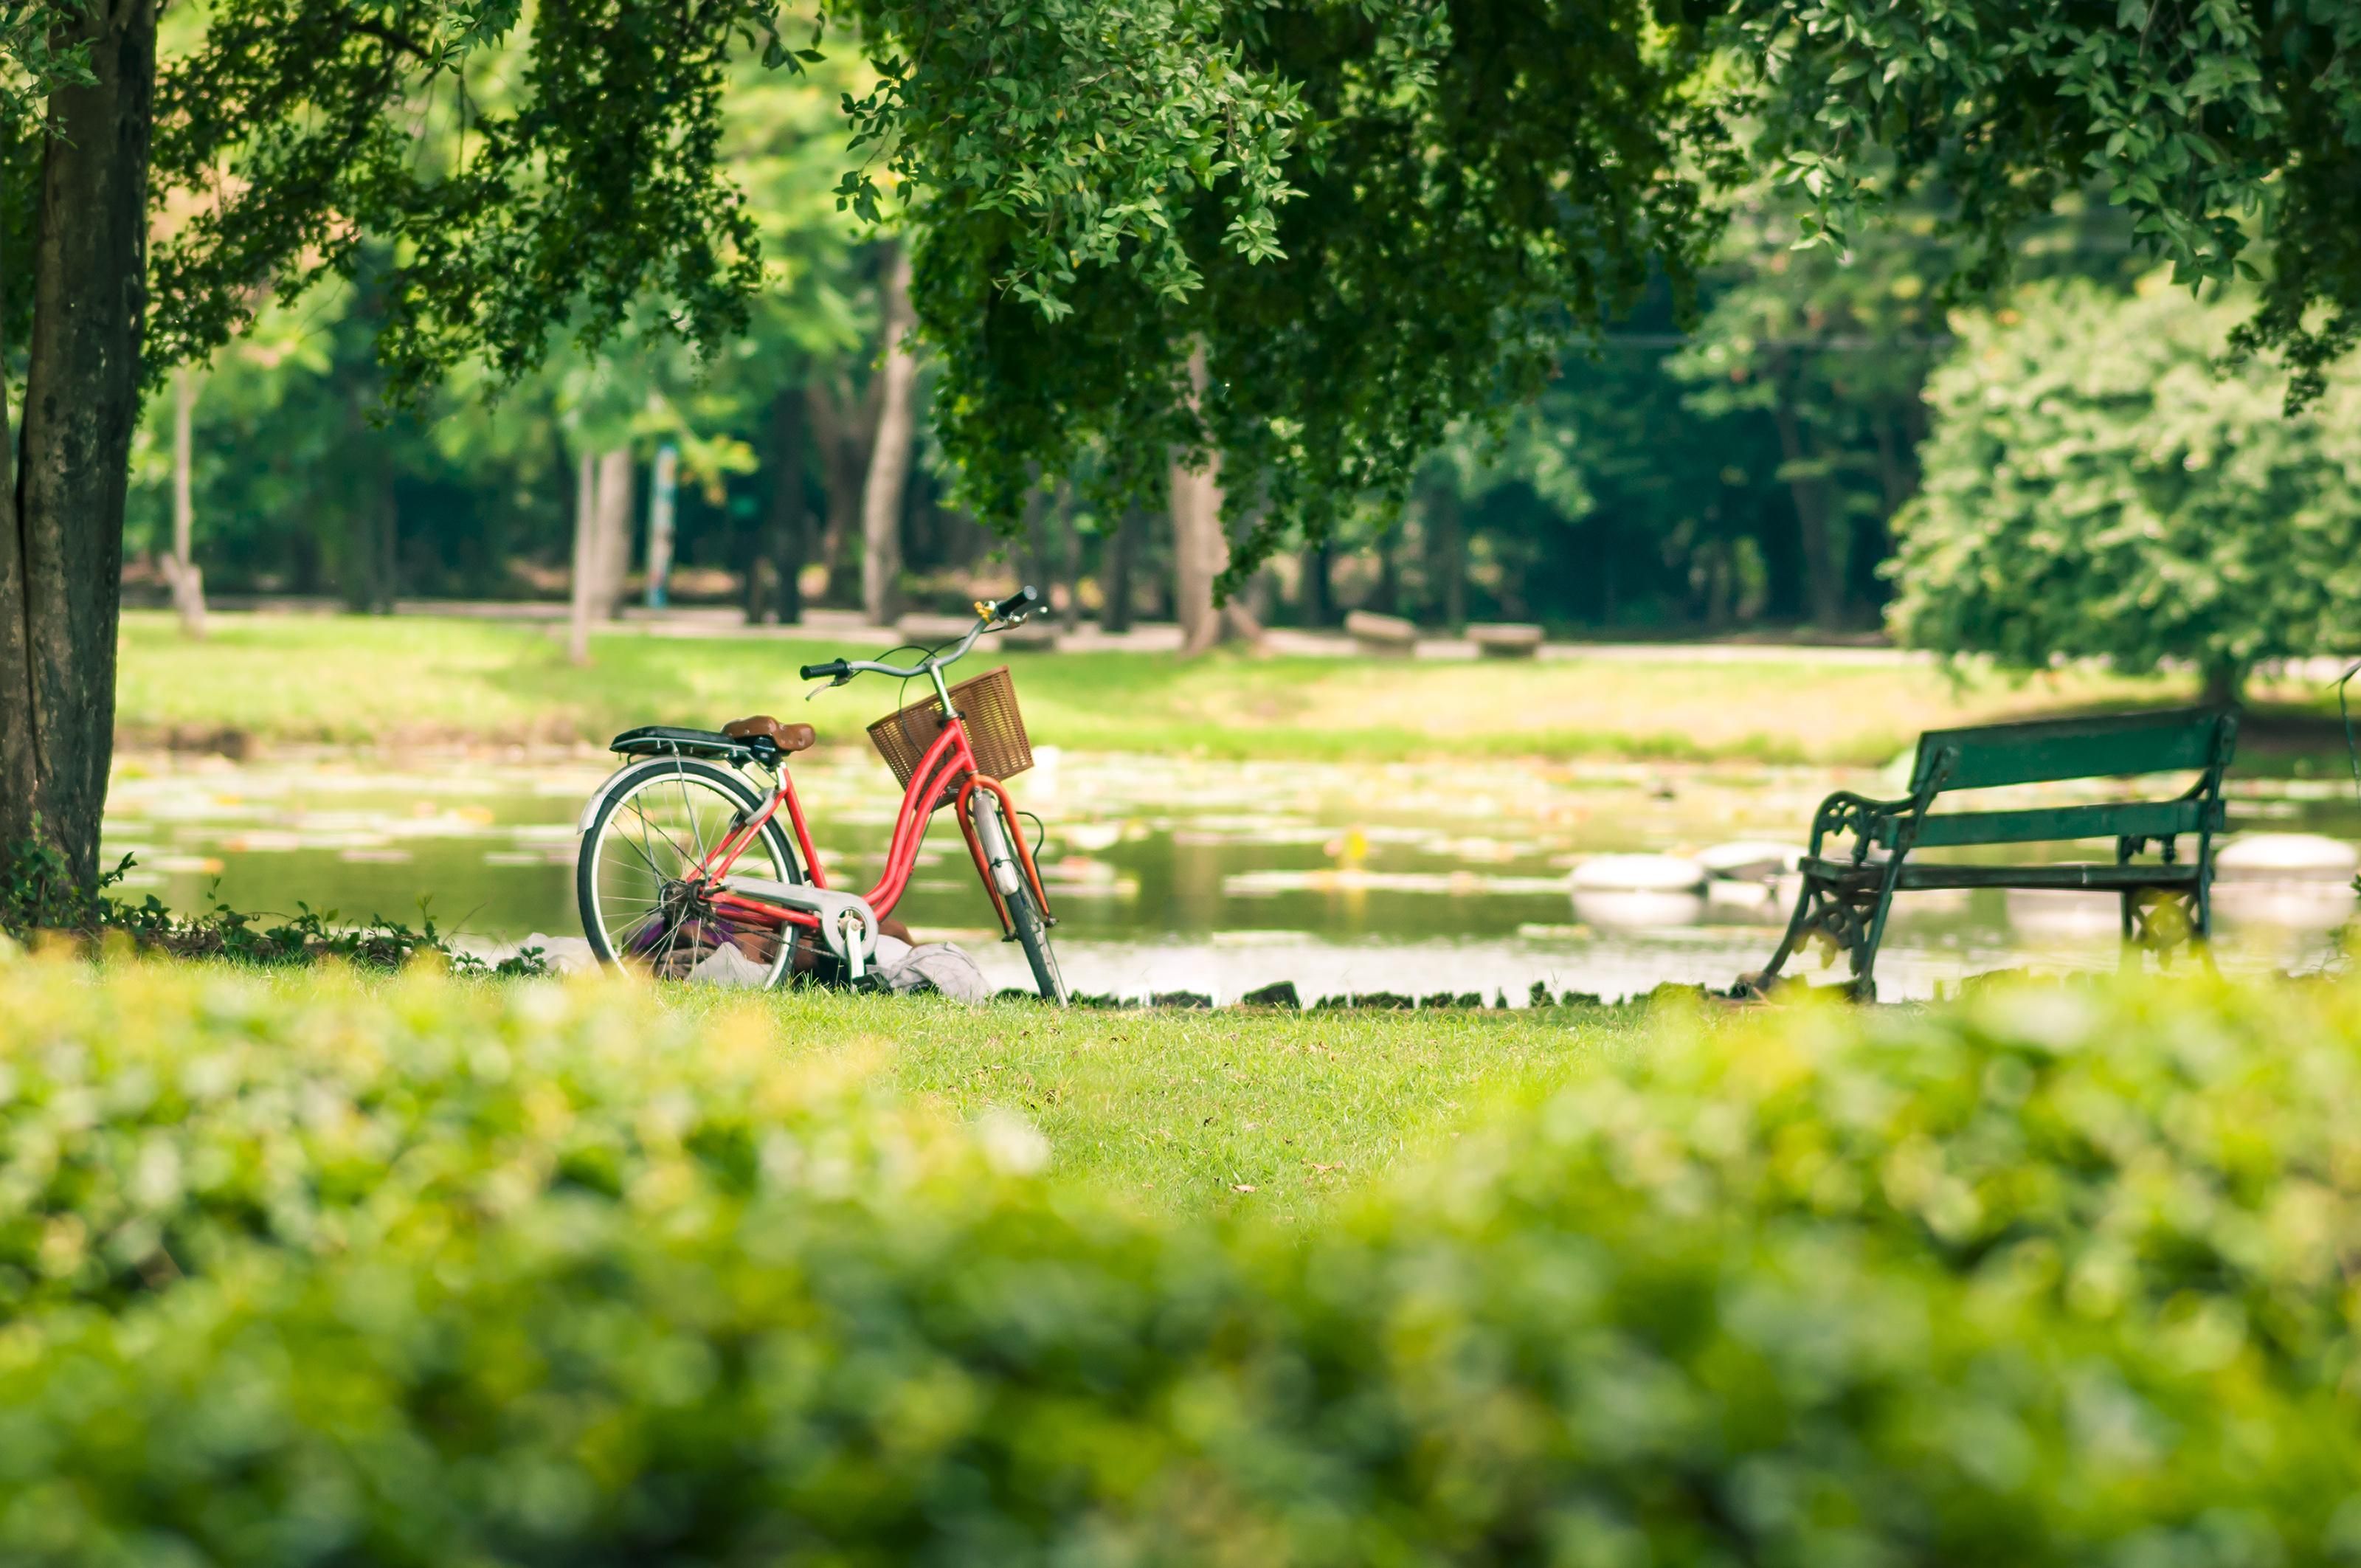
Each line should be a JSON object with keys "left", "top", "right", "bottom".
{"left": 102, "top": 747, "right": 2357, "bottom": 1003}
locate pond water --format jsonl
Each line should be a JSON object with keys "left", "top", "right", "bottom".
{"left": 102, "top": 746, "right": 2360, "bottom": 1003}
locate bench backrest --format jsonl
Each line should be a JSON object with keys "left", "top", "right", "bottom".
{"left": 1910, "top": 706, "right": 2238, "bottom": 795}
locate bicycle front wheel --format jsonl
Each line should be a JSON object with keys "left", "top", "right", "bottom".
{"left": 577, "top": 757, "right": 803, "bottom": 985}
{"left": 1004, "top": 874, "right": 1069, "bottom": 1005}
{"left": 973, "top": 792, "right": 1068, "bottom": 1004}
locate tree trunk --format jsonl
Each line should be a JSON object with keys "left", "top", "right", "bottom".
{"left": 759, "top": 389, "right": 809, "bottom": 624}
{"left": 593, "top": 446, "right": 634, "bottom": 618}
{"left": 163, "top": 367, "right": 207, "bottom": 638}
{"left": 1019, "top": 477, "right": 1051, "bottom": 606}
{"left": 340, "top": 381, "right": 396, "bottom": 614}
{"left": 1169, "top": 346, "right": 1260, "bottom": 652}
{"left": 1101, "top": 506, "right": 1141, "bottom": 632}
{"left": 860, "top": 244, "right": 918, "bottom": 627}
{"left": 1299, "top": 539, "right": 1332, "bottom": 627}
{"left": 806, "top": 370, "right": 874, "bottom": 608}
{"left": 0, "top": 0, "right": 159, "bottom": 885}
{"left": 374, "top": 458, "right": 398, "bottom": 612}
{"left": 1374, "top": 527, "right": 1402, "bottom": 615}
{"left": 1050, "top": 482, "right": 1078, "bottom": 628}
{"left": 567, "top": 449, "right": 598, "bottom": 665}
{"left": 1169, "top": 446, "right": 1223, "bottom": 654}
{"left": 2201, "top": 660, "right": 2246, "bottom": 708}
{"left": 1425, "top": 486, "right": 1465, "bottom": 628}
{"left": 1597, "top": 519, "right": 1617, "bottom": 627}
{"left": 1771, "top": 354, "right": 1843, "bottom": 632}
{"left": 644, "top": 444, "right": 678, "bottom": 609}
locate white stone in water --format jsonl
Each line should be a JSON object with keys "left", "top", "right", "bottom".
{"left": 1572, "top": 888, "right": 1709, "bottom": 930}
{"left": 1569, "top": 853, "right": 1708, "bottom": 893}
{"left": 1704, "top": 878, "right": 1778, "bottom": 911}
{"left": 2213, "top": 833, "right": 2360, "bottom": 883}
{"left": 1695, "top": 840, "right": 1805, "bottom": 881}
{"left": 1569, "top": 854, "right": 1711, "bottom": 930}
{"left": 2212, "top": 880, "right": 2358, "bottom": 930}
{"left": 2005, "top": 888, "right": 2123, "bottom": 938}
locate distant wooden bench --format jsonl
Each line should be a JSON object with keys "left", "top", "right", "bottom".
{"left": 1752, "top": 707, "right": 2239, "bottom": 999}
{"left": 1468, "top": 622, "right": 1544, "bottom": 659}
{"left": 1344, "top": 609, "right": 1417, "bottom": 656}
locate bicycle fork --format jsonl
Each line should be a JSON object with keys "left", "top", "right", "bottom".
{"left": 958, "top": 781, "right": 1053, "bottom": 939}
{"left": 972, "top": 796, "right": 1024, "bottom": 899}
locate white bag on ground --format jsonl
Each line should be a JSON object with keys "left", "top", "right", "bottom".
{"left": 870, "top": 933, "right": 990, "bottom": 1003}
{"left": 466, "top": 930, "right": 987, "bottom": 999}
{"left": 686, "top": 942, "right": 775, "bottom": 988}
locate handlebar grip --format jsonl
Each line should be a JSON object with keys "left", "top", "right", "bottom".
{"left": 992, "top": 585, "right": 1040, "bottom": 620}
{"left": 800, "top": 660, "right": 849, "bottom": 681}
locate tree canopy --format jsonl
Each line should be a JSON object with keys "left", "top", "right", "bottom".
{"left": 1890, "top": 274, "right": 2361, "bottom": 694}
{"left": 829, "top": 0, "right": 2361, "bottom": 582}
{"left": 843, "top": 0, "right": 1737, "bottom": 586}
{"left": 1740, "top": 0, "right": 2361, "bottom": 405}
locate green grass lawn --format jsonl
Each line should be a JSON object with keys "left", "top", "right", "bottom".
{"left": 115, "top": 608, "right": 2296, "bottom": 765}
{"left": 677, "top": 985, "right": 1645, "bottom": 1223}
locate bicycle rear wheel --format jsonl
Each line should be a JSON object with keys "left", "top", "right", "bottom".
{"left": 577, "top": 757, "right": 803, "bottom": 985}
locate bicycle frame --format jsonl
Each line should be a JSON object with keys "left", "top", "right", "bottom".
{"left": 687, "top": 703, "right": 1055, "bottom": 946}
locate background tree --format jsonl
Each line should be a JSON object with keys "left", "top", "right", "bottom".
{"left": 859, "top": 243, "right": 918, "bottom": 625}
{"left": 1738, "top": 0, "right": 2361, "bottom": 404}
{"left": 1890, "top": 276, "right": 2361, "bottom": 702}
{"left": 1669, "top": 190, "right": 1957, "bottom": 631}
{"left": 846, "top": 0, "right": 1735, "bottom": 588}
{"left": 3, "top": 0, "right": 805, "bottom": 885}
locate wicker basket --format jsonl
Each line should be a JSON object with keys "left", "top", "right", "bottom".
{"left": 868, "top": 665, "right": 1033, "bottom": 804}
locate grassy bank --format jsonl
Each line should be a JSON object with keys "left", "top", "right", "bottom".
{"left": 10, "top": 956, "right": 2361, "bottom": 1562}
{"left": 109, "top": 609, "right": 2289, "bottom": 766}
{"left": 678, "top": 984, "right": 1641, "bottom": 1222}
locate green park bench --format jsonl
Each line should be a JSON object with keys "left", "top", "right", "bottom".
{"left": 1752, "top": 706, "right": 2240, "bottom": 999}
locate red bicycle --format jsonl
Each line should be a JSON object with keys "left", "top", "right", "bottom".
{"left": 573, "top": 587, "right": 1067, "bottom": 1002}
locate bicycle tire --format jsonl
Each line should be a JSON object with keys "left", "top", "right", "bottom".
{"left": 1005, "top": 874, "right": 1068, "bottom": 1005}
{"left": 974, "top": 793, "right": 1068, "bottom": 1004}
{"left": 577, "top": 757, "right": 805, "bottom": 985}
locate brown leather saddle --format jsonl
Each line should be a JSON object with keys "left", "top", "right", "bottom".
{"left": 723, "top": 714, "right": 817, "bottom": 753}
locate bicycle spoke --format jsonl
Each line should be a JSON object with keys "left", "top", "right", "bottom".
{"left": 623, "top": 798, "right": 671, "bottom": 881}
{"left": 677, "top": 764, "right": 710, "bottom": 867}
{"left": 608, "top": 902, "right": 665, "bottom": 958}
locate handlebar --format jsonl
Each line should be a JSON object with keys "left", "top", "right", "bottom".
{"left": 801, "top": 585, "right": 1042, "bottom": 691}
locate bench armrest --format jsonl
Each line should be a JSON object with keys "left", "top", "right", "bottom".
{"left": 1805, "top": 790, "right": 1926, "bottom": 864}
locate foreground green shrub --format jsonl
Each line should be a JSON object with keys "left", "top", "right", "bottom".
{"left": 0, "top": 960, "right": 946, "bottom": 1315}
{"left": 1501, "top": 977, "right": 2361, "bottom": 1402}
{"left": 3, "top": 959, "right": 2360, "bottom": 1564}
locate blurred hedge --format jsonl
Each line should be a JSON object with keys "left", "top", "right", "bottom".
{"left": 3, "top": 956, "right": 2360, "bottom": 1564}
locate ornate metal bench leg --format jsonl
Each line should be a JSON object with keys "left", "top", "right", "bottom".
{"left": 1756, "top": 874, "right": 1819, "bottom": 984}
{"left": 1755, "top": 867, "right": 1887, "bottom": 1000}
{"left": 2191, "top": 886, "right": 2220, "bottom": 973}
{"left": 2116, "top": 835, "right": 2142, "bottom": 970}
{"left": 1847, "top": 870, "right": 1907, "bottom": 1004}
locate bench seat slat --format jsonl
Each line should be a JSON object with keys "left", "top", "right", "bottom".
{"left": 1876, "top": 797, "right": 2221, "bottom": 850}
{"left": 1803, "top": 857, "right": 2204, "bottom": 891}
